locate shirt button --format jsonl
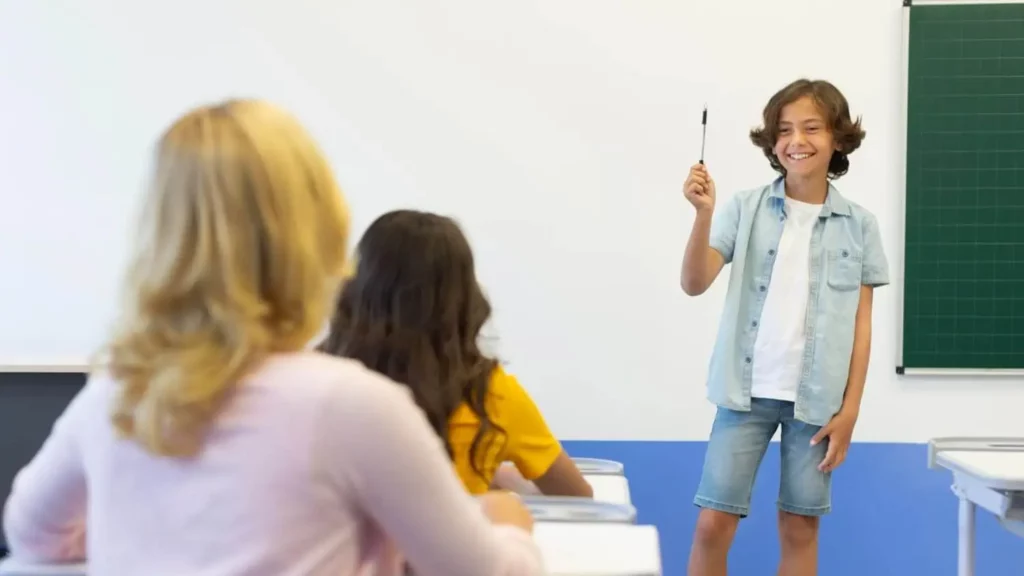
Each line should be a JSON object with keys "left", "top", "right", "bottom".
{"left": 752, "top": 320, "right": 758, "bottom": 327}
{"left": 841, "top": 250, "right": 849, "bottom": 257}
{"left": 759, "top": 285, "right": 766, "bottom": 292}
{"left": 745, "top": 357, "right": 752, "bottom": 364}
{"left": 768, "top": 249, "right": 776, "bottom": 256}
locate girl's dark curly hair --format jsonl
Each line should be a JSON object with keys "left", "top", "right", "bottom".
{"left": 318, "top": 209, "right": 505, "bottom": 480}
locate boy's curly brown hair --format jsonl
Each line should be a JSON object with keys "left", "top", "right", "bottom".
{"left": 749, "top": 79, "right": 865, "bottom": 180}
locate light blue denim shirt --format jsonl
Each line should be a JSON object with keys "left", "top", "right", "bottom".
{"left": 706, "top": 177, "right": 889, "bottom": 426}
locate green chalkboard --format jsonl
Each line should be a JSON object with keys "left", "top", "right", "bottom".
{"left": 902, "top": 2, "right": 1024, "bottom": 371}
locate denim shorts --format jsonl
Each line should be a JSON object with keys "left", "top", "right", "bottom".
{"left": 693, "top": 398, "right": 832, "bottom": 518}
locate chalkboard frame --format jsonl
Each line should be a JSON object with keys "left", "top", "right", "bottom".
{"left": 897, "top": 0, "right": 1024, "bottom": 377}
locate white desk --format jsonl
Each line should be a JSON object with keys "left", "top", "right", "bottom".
{"left": 524, "top": 497, "right": 636, "bottom": 524}
{"left": 534, "top": 522, "right": 661, "bottom": 576}
{"left": 0, "top": 559, "right": 86, "bottom": 576}
{"left": 0, "top": 524, "right": 663, "bottom": 576}
{"left": 928, "top": 437, "right": 1024, "bottom": 576}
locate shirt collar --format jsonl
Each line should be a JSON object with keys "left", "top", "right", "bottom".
{"left": 768, "top": 176, "right": 851, "bottom": 217}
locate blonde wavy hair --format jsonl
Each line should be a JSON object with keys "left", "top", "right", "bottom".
{"left": 104, "top": 99, "right": 350, "bottom": 457}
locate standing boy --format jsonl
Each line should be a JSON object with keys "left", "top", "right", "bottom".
{"left": 680, "top": 79, "right": 889, "bottom": 576}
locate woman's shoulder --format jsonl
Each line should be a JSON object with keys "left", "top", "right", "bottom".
{"left": 259, "top": 350, "right": 372, "bottom": 381}
{"left": 258, "top": 351, "right": 412, "bottom": 403}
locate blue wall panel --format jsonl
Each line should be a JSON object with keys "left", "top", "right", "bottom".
{"left": 563, "top": 441, "right": 1023, "bottom": 576}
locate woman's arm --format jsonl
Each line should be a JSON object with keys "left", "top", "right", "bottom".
{"left": 320, "top": 368, "right": 544, "bottom": 576}
{"left": 3, "top": 383, "right": 93, "bottom": 562}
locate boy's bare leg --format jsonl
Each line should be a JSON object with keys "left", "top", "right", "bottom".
{"left": 687, "top": 509, "right": 741, "bottom": 576}
{"left": 777, "top": 510, "right": 819, "bottom": 576}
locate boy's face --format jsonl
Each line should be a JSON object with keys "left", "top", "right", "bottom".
{"left": 773, "top": 95, "right": 838, "bottom": 179}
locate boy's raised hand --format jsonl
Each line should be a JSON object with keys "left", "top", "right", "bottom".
{"left": 683, "top": 163, "right": 716, "bottom": 213}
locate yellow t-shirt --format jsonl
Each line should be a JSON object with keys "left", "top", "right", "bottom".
{"left": 448, "top": 365, "right": 562, "bottom": 494}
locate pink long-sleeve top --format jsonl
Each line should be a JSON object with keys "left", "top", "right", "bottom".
{"left": 2, "top": 352, "right": 544, "bottom": 575}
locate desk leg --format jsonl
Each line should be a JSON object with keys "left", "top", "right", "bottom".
{"left": 958, "top": 494, "right": 975, "bottom": 576}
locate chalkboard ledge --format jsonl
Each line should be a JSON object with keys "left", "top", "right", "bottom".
{"left": 896, "top": 367, "right": 1024, "bottom": 378}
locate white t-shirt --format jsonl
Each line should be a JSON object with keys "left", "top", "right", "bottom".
{"left": 750, "top": 196, "right": 821, "bottom": 402}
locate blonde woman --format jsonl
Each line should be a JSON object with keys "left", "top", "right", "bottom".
{"left": 2, "top": 100, "right": 543, "bottom": 576}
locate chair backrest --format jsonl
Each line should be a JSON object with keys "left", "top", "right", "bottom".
{"left": 571, "top": 457, "right": 625, "bottom": 475}
{"left": 584, "top": 474, "right": 632, "bottom": 506}
{"left": 521, "top": 496, "right": 637, "bottom": 524}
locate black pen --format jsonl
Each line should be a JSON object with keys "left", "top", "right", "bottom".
{"left": 699, "top": 104, "right": 707, "bottom": 165}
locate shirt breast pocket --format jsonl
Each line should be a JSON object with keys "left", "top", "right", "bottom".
{"left": 827, "top": 248, "right": 863, "bottom": 292}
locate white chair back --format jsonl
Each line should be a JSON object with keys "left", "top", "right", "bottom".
{"left": 584, "top": 474, "right": 631, "bottom": 505}
{"left": 571, "top": 457, "right": 625, "bottom": 475}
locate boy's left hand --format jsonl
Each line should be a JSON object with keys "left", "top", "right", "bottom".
{"left": 810, "top": 410, "right": 858, "bottom": 473}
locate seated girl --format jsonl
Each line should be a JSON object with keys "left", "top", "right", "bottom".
{"left": 319, "top": 209, "right": 592, "bottom": 498}
{"left": 2, "top": 100, "right": 543, "bottom": 576}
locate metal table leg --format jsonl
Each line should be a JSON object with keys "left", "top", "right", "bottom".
{"left": 957, "top": 487, "right": 975, "bottom": 576}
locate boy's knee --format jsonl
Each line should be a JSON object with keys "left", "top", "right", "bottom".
{"left": 778, "top": 510, "right": 819, "bottom": 548}
{"left": 693, "top": 509, "right": 740, "bottom": 549}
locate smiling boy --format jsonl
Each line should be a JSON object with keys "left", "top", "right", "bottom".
{"left": 679, "top": 79, "right": 889, "bottom": 576}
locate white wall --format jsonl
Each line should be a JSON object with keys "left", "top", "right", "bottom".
{"left": 0, "top": 0, "right": 1018, "bottom": 442}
